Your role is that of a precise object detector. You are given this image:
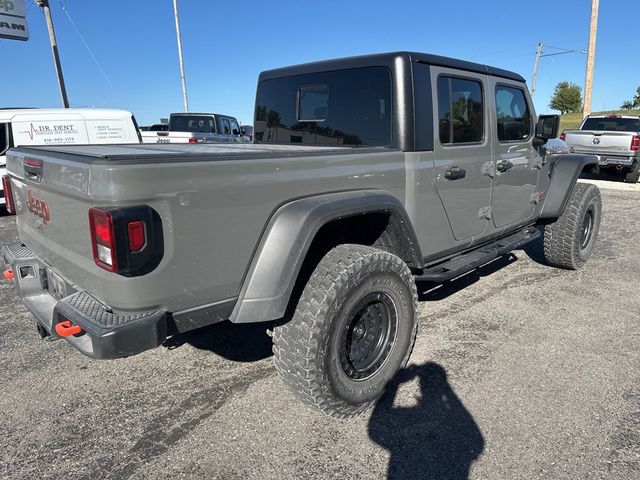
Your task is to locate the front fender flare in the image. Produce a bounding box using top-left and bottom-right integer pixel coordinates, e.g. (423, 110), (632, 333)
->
(230, 190), (422, 323)
(539, 154), (598, 220)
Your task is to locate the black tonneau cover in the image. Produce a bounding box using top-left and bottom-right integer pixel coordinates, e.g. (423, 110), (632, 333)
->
(8, 143), (392, 165)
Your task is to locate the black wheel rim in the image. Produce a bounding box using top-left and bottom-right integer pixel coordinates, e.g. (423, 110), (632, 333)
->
(339, 292), (398, 380)
(580, 205), (595, 250)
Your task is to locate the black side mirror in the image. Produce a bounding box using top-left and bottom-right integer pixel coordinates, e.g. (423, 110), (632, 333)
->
(232, 128), (240, 136)
(535, 115), (560, 140)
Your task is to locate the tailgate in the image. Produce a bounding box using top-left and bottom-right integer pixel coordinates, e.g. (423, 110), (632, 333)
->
(564, 130), (635, 156)
(6, 149), (101, 295)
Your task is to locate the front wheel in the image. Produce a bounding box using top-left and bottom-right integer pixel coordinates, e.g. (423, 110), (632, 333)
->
(272, 244), (418, 418)
(543, 182), (602, 270)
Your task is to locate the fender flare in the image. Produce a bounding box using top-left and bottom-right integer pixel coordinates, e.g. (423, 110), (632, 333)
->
(539, 154), (598, 220)
(230, 190), (422, 323)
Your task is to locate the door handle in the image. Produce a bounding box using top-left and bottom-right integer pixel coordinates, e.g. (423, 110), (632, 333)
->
(444, 166), (466, 180)
(496, 160), (514, 173)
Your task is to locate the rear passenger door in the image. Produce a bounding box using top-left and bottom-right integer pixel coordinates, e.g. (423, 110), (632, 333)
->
(431, 67), (493, 241)
(489, 79), (540, 227)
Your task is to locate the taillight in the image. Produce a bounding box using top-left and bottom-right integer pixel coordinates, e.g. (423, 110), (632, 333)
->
(88, 205), (163, 276)
(559, 131), (566, 141)
(631, 135), (640, 152)
(89, 208), (118, 271)
(188, 137), (197, 144)
(2, 175), (15, 215)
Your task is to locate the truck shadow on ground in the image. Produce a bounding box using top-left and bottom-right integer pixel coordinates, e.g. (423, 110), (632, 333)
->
(163, 320), (275, 362)
(369, 362), (484, 480)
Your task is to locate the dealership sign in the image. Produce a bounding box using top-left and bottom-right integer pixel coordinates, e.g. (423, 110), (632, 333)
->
(0, 0), (29, 41)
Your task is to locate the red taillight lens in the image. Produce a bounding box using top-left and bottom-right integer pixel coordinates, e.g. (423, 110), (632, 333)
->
(188, 137), (197, 144)
(559, 131), (566, 141)
(2, 175), (15, 215)
(89, 208), (117, 271)
(128, 220), (146, 252)
(631, 135), (640, 152)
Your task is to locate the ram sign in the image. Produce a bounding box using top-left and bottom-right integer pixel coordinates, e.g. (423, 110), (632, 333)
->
(0, 0), (29, 41)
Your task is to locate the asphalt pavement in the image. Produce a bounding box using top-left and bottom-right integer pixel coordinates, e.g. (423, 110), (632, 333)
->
(0, 177), (638, 480)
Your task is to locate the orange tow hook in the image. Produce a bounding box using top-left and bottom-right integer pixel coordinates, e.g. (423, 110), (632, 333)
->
(55, 320), (83, 337)
(3, 269), (14, 280)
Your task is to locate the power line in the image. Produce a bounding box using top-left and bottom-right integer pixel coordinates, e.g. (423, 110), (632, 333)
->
(56, 0), (117, 98)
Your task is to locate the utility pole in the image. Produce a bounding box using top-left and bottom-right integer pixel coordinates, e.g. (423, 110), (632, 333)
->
(172, 0), (189, 112)
(531, 42), (544, 97)
(583, 0), (599, 117)
(36, 0), (69, 108)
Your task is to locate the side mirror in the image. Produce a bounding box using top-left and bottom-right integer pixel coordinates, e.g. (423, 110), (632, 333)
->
(535, 115), (560, 140)
(232, 128), (240, 136)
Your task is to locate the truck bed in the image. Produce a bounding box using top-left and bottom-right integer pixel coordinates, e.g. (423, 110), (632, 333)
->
(4, 142), (408, 323)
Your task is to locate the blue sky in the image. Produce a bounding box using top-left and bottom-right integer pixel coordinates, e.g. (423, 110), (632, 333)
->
(1, 0), (638, 125)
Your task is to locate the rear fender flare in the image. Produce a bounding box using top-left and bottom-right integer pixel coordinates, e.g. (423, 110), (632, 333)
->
(539, 154), (598, 220)
(230, 190), (422, 323)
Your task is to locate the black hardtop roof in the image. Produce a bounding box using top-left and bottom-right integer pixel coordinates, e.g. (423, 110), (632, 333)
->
(258, 51), (525, 83)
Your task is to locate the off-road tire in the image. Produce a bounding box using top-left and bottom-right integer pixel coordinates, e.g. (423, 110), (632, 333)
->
(543, 182), (601, 270)
(624, 163), (640, 184)
(272, 244), (418, 418)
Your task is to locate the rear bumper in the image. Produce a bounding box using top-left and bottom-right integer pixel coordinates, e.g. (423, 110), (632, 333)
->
(573, 152), (637, 167)
(2, 241), (167, 359)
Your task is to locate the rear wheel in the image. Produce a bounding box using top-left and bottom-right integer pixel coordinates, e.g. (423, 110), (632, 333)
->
(624, 163), (639, 183)
(272, 244), (418, 418)
(543, 183), (601, 270)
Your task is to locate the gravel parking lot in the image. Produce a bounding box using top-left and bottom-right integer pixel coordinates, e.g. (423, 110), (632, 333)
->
(1, 178), (638, 480)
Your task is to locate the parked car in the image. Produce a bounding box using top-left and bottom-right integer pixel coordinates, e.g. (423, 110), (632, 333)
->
(561, 114), (640, 183)
(2, 52), (600, 417)
(0, 108), (141, 211)
(140, 113), (250, 144)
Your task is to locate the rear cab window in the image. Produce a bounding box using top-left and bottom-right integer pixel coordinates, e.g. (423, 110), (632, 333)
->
(170, 115), (216, 133)
(437, 76), (484, 145)
(581, 117), (640, 132)
(495, 85), (531, 142)
(254, 67), (392, 146)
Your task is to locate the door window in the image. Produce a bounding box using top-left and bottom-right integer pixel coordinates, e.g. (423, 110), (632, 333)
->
(437, 76), (484, 144)
(0, 123), (8, 155)
(495, 86), (531, 141)
(221, 118), (231, 135)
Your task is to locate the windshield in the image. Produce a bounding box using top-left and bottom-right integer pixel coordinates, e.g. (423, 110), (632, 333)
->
(581, 117), (640, 132)
(169, 115), (215, 133)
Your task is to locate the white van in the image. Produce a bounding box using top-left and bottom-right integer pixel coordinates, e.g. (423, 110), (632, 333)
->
(1, 108), (142, 209)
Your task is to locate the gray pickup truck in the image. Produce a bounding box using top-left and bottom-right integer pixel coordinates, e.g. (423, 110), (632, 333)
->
(2, 52), (601, 417)
(561, 114), (640, 183)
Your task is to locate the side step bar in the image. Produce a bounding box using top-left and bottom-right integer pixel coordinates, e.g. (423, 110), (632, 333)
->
(415, 226), (540, 283)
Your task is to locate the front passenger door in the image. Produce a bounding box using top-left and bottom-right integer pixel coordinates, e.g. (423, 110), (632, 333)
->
(490, 81), (540, 227)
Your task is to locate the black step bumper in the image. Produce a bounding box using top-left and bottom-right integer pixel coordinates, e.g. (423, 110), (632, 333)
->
(2, 241), (167, 359)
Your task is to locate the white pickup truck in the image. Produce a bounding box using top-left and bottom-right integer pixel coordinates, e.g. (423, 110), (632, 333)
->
(140, 113), (250, 144)
(561, 114), (640, 183)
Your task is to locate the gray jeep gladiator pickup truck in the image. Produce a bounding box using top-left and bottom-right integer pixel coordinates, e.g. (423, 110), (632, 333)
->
(2, 52), (601, 417)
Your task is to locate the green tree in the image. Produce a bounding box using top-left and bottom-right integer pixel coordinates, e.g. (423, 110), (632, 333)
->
(621, 100), (634, 110)
(549, 81), (582, 114)
(633, 87), (640, 108)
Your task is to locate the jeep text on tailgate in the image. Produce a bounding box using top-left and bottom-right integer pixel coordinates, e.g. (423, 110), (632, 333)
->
(2, 52), (602, 417)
